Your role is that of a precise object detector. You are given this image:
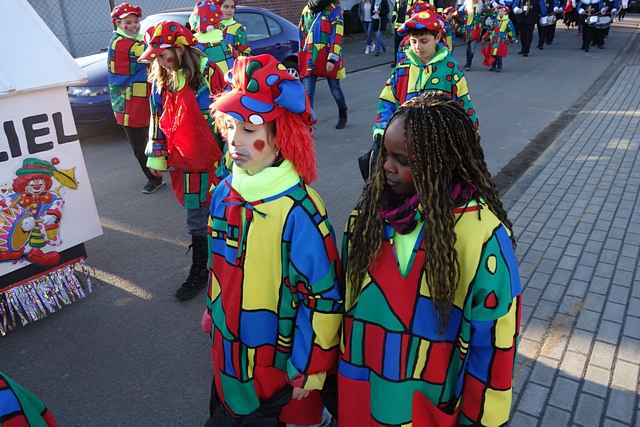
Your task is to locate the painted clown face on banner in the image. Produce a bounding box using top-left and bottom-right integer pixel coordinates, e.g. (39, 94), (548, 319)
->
(25, 178), (50, 196)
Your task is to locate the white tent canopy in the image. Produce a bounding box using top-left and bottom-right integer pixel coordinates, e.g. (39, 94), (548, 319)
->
(0, 0), (86, 98)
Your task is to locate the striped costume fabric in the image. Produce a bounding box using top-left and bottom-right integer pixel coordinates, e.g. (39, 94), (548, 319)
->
(206, 173), (342, 424)
(107, 29), (150, 128)
(339, 202), (522, 426)
(0, 372), (56, 427)
(373, 45), (478, 138)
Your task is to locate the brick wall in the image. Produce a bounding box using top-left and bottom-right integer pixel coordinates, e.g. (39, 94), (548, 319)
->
(240, 0), (308, 24)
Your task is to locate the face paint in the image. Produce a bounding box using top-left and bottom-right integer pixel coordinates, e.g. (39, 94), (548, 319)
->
(225, 115), (279, 175)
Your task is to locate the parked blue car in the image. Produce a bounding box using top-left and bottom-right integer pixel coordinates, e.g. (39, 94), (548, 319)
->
(69, 6), (300, 128)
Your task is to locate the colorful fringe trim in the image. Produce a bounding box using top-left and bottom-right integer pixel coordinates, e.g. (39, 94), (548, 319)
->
(0, 258), (92, 336)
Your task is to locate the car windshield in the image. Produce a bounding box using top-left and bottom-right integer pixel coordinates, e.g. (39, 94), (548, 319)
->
(140, 13), (189, 32)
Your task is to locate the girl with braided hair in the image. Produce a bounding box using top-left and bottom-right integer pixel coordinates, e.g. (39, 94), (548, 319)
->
(339, 94), (521, 426)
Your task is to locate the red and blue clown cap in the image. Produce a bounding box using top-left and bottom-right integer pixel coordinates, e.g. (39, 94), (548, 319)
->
(138, 21), (196, 63)
(111, 2), (142, 24)
(189, 0), (224, 34)
(213, 54), (315, 126)
(398, 10), (445, 36)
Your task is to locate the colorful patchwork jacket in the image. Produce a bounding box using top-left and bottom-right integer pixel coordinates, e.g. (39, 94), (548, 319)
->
(146, 57), (227, 208)
(0, 372), (57, 426)
(373, 45), (478, 139)
(299, 4), (346, 79)
(107, 28), (150, 128)
(221, 18), (251, 69)
(194, 22), (250, 77)
(206, 161), (343, 424)
(485, 14), (515, 57)
(339, 201), (522, 426)
(195, 30), (233, 76)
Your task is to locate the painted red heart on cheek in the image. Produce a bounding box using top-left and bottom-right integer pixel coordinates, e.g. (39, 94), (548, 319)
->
(253, 139), (266, 151)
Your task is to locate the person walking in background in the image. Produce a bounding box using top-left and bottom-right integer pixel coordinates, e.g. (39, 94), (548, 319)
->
(618, 0), (628, 20)
(362, 0), (375, 54)
(299, 0), (349, 129)
(140, 22), (226, 301)
(512, 0), (540, 56)
(372, 0), (390, 56)
(217, 0), (252, 68)
(108, 3), (163, 194)
(392, 0), (425, 65)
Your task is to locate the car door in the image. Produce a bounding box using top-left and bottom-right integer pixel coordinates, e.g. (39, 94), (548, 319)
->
(236, 11), (273, 56)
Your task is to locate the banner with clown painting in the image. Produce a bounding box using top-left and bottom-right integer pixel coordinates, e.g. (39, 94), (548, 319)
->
(0, 87), (102, 335)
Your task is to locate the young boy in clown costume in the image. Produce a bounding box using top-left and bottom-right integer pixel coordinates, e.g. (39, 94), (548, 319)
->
(189, 0), (231, 75)
(0, 158), (77, 267)
(482, 6), (515, 72)
(218, 0), (252, 66)
(372, 10), (478, 145)
(203, 54), (342, 426)
(140, 22), (226, 301)
(441, 6), (458, 52)
(108, 3), (161, 194)
(394, 1), (437, 65)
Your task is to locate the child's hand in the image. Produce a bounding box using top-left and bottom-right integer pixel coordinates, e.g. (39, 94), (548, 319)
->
(200, 309), (212, 334)
(292, 387), (310, 400)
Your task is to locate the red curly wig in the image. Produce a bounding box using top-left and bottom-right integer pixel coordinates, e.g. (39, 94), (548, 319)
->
(214, 109), (317, 184)
(12, 174), (53, 194)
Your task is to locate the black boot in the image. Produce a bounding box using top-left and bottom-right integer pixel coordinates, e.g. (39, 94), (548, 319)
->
(176, 235), (209, 301)
(336, 108), (348, 130)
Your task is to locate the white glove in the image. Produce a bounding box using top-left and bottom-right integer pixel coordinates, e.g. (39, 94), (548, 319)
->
(611, 7), (618, 13)
(21, 217), (36, 232)
(554, 6), (562, 12)
(578, 7), (586, 13)
(514, 6), (523, 13)
(42, 214), (58, 226)
(600, 6), (608, 13)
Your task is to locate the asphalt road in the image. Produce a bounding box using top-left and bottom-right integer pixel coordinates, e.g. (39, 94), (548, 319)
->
(0, 20), (637, 426)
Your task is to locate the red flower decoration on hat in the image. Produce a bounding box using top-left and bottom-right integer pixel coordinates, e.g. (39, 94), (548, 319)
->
(213, 54), (314, 126)
(189, 0), (224, 33)
(111, 2), (142, 24)
(138, 21), (197, 63)
(398, 10), (445, 36)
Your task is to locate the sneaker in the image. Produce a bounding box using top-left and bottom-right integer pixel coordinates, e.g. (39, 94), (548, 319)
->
(365, 45), (371, 54)
(142, 180), (165, 194)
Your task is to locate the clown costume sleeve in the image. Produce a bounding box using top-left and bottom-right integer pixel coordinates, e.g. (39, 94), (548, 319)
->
(0, 372), (57, 426)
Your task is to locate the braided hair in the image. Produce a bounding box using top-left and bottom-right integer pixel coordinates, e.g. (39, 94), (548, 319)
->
(347, 93), (514, 327)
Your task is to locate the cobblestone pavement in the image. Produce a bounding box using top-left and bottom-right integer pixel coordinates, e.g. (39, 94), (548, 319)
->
(503, 28), (640, 427)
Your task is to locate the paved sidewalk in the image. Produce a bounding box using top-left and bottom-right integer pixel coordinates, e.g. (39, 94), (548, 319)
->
(503, 33), (640, 426)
